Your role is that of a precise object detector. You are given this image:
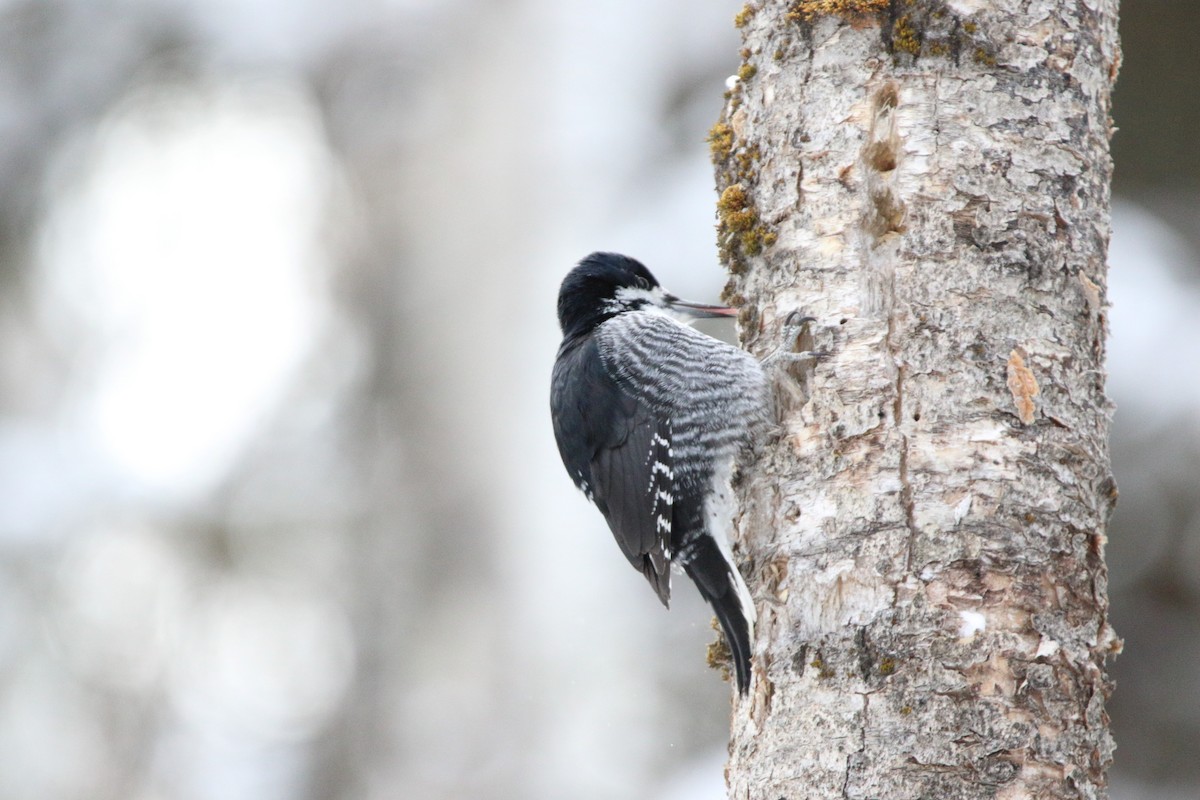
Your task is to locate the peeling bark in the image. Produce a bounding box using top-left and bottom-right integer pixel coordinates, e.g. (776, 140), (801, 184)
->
(718, 2), (1121, 798)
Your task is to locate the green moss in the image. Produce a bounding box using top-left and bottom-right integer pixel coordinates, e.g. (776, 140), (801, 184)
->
(706, 618), (733, 682)
(712, 85), (777, 272)
(734, 3), (755, 28)
(746, 226), (775, 255)
(716, 184), (754, 264)
(733, 143), (761, 182)
(718, 184), (749, 214)
(810, 658), (836, 680)
(740, 229), (763, 256)
(715, 184), (773, 265)
(787, 0), (887, 22)
(892, 14), (920, 55)
(780, 0), (990, 64)
(973, 46), (997, 66)
(706, 638), (731, 670)
(707, 121), (734, 163)
(740, 224), (777, 256)
(727, 209), (757, 232)
(737, 62), (757, 82)
(879, 657), (897, 675)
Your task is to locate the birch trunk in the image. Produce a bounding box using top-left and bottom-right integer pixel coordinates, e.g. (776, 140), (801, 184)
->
(716, 2), (1121, 798)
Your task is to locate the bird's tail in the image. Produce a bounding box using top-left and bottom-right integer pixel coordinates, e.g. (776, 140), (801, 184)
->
(681, 535), (755, 694)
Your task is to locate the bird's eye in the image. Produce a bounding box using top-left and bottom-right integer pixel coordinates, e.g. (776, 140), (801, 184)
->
(636, 277), (650, 290)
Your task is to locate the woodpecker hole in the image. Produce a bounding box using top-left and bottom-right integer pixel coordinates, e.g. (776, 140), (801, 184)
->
(864, 140), (898, 172)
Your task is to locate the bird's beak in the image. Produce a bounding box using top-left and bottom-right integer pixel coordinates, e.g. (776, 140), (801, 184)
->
(665, 294), (738, 319)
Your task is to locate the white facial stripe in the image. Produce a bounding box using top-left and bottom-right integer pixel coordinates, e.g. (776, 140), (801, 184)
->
(617, 285), (664, 304)
(603, 285), (666, 314)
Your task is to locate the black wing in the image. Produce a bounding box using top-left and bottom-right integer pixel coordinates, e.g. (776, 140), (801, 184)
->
(551, 335), (673, 604)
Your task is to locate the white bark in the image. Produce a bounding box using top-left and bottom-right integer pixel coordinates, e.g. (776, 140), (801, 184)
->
(717, 2), (1121, 798)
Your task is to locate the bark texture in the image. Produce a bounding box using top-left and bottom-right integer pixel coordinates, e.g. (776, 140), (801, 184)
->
(717, 2), (1121, 798)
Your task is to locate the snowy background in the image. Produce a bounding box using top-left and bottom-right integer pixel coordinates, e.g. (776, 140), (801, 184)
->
(0, 1), (1195, 798)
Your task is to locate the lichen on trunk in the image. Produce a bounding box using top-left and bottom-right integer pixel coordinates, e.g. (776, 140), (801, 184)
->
(717, 2), (1121, 798)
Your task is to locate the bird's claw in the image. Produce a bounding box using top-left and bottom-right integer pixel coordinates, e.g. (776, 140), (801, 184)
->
(761, 311), (824, 372)
(778, 312), (817, 350)
(784, 311), (816, 329)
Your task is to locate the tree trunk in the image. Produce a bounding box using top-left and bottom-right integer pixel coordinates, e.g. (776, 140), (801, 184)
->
(716, 2), (1121, 798)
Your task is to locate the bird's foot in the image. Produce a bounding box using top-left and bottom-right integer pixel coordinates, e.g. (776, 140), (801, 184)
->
(764, 311), (827, 370)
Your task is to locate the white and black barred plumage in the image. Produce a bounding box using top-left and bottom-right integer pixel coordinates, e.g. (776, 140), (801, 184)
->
(550, 252), (768, 693)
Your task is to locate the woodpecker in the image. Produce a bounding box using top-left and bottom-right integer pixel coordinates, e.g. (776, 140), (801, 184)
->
(550, 251), (770, 694)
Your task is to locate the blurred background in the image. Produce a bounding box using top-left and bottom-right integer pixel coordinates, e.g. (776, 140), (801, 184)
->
(0, 1), (1195, 798)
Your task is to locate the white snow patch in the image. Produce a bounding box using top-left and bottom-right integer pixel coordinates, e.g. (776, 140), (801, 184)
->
(957, 610), (986, 638)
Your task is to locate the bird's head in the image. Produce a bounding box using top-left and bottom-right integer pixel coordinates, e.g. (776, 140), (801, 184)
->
(557, 252), (735, 338)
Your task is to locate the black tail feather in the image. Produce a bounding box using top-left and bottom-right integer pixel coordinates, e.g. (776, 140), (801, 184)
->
(682, 536), (753, 694)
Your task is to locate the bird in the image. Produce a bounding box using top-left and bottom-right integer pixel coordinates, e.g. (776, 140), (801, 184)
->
(550, 251), (772, 694)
